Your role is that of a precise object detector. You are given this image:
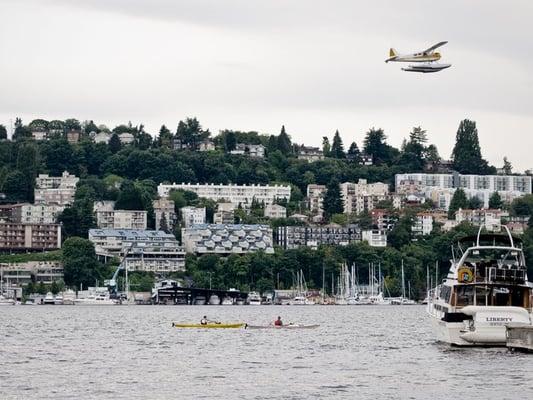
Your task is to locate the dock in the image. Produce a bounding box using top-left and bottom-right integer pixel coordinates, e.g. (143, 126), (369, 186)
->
(154, 285), (248, 305)
(506, 325), (533, 352)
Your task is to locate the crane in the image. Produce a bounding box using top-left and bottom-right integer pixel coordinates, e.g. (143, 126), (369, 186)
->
(105, 243), (135, 299)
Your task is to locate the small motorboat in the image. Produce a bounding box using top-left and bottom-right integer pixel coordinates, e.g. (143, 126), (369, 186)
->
(43, 292), (55, 305)
(172, 322), (246, 329)
(221, 296), (234, 305)
(245, 324), (320, 330)
(208, 294), (220, 305)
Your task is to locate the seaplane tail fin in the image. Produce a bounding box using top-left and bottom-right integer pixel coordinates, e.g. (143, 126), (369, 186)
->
(389, 48), (397, 57)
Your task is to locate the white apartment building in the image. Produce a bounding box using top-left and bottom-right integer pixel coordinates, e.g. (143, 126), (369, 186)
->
(395, 173), (532, 210)
(361, 229), (387, 247)
(307, 184), (326, 217)
(214, 202), (235, 224)
(455, 208), (505, 232)
(153, 198), (176, 230)
(264, 204), (287, 219)
(340, 180), (390, 215)
(182, 224), (274, 254)
(14, 203), (64, 224)
(34, 171), (79, 207)
(88, 229), (185, 272)
(94, 201), (147, 230)
(181, 206), (206, 227)
(412, 213), (434, 236)
(157, 183), (291, 209)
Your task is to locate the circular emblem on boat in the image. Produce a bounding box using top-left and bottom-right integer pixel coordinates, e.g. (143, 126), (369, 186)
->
(457, 267), (473, 283)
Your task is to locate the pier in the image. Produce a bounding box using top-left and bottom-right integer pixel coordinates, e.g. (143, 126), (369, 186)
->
(154, 284), (248, 305)
(506, 325), (533, 352)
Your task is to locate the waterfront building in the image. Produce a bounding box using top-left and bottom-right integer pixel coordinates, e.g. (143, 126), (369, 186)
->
(88, 228), (185, 272)
(340, 180), (390, 215)
(0, 261), (63, 285)
(264, 204), (287, 219)
(0, 223), (62, 251)
(297, 146), (324, 162)
(34, 171), (79, 207)
(181, 206), (206, 228)
(182, 224), (274, 254)
(395, 173), (532, 210)
(276, 224), (361, 250)
(153, 198), (177, 230)
(454, 208), (506, 232)
(361, 229), (387, 247)
(213, 203), (235, 224)
(94, 201), (147, 230)
(158, 183), (291, 209)
(307, 184), (326, 218)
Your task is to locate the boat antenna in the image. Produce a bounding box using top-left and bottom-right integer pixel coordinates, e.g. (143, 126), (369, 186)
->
(476, 226), (482, 247)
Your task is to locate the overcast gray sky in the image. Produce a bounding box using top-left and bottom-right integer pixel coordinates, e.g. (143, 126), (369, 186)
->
(1, 0), (532, 171)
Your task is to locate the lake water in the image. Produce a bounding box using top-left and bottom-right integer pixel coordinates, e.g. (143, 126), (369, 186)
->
(1, 305), (532, 399)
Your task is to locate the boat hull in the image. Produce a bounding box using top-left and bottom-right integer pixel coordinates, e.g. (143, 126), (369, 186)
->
(245, 324), (319, 330)
(172, 323), (245, 329)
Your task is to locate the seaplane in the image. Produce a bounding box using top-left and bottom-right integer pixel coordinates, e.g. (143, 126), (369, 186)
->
(385, 41), (451, 73)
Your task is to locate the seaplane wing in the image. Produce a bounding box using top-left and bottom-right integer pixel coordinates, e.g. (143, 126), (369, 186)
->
(421, 41), (448, 55)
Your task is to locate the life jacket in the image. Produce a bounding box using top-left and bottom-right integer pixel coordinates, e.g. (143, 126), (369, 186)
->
(274, 319), (282, 326)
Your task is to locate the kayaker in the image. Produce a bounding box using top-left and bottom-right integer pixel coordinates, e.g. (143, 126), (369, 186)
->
(200, 316), (209, 325)
(274, 316), (283, 326)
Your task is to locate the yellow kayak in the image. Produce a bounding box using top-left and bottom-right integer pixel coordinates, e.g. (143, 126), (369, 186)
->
(172, 322), (246, 329)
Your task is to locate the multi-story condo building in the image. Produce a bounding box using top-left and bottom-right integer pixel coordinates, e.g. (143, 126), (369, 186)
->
(182, 224), (274, 254)
(297, 146), (324, 162)
(181, 206), (206, 228)
(34, 171), (79, 207)
(454, 208), (506, 232)
(7, 203), (63, 224)
(340, 180), (390, 215)
(158, 183), (291, 209)
(94, 201), (147, 230)
(307, 184), (326, 217)
(370, 209), (398, 232)
(264, 204), (287, 219)
(276, 225), (361, 250)
(361, 229), (387, 247)
(395, 173), (532, 210)
(0, 223), (62, 251)
(412, 213), (434, 236)
(153, 199), (176, 230)
(213, 203), (235, 224)
(88, 229), (185, 272)
(0, 261), (63, 285)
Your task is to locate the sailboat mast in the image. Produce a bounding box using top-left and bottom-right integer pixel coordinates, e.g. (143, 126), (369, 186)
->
(401, 259), (406, 300)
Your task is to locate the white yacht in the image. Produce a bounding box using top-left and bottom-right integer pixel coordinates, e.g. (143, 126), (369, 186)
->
(54, 294), (64, 305)
(0, 294), (15, 306)
(208, 294), (220, 305)
(221, 296), (234, 305)
(248, 292), (262, 305)
(62, 289), (76, 305)
(428, 227), (532, 346)
(73, 291), (119, 305)
(43, 292), (55, 305)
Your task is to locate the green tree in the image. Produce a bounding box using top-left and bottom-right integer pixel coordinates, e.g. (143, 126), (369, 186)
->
(331, 130), (345, 159)
(502, 157), (512, 175)
(323, 179), (343, 218)
(451, 119), (491, 174)
(322, 136), (331, 157)
(115, 180), (144, 210)
(224, 130), (237, 152)
(62, 237), (107, 289)
(488, 192), (503, 209)
(347, 142), (360, 162)
(448, 188), (469, 218)
(109, 133), (122, 154)
(176, 118), (208, 150)
(158, 124), (173, 148)
(277, 125), (292, 156)
(363, 128), (393, 165)
(0, 124), (7, 140)
(510, 194), (533, 217)
(13, 118), (32, 140)
(468, 196), (483, 210)
(2, 170), (30, 201)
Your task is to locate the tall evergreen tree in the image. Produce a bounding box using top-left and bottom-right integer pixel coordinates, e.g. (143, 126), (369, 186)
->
(277, 125), (292, 155)
(224, 130), (237, 152)
(108, 133), (122, 154)
(502, 157), (513, 175)
(176, 117), (208, 150)
(0, 124), (7, 140)
(468, 196), (483, 210)
(448, 188), (469, 218)
(159, 213), (169, 233)
(488, 192), (503, 209)
(451, 119), (490, 174)
(158, 124), (173, 148)
(363, 128), (391, 165)
(347, 142), (361, 162)
(322, 136), (331, 157)
(331, 130), (345, 159)
(323, 179), (343, 218)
